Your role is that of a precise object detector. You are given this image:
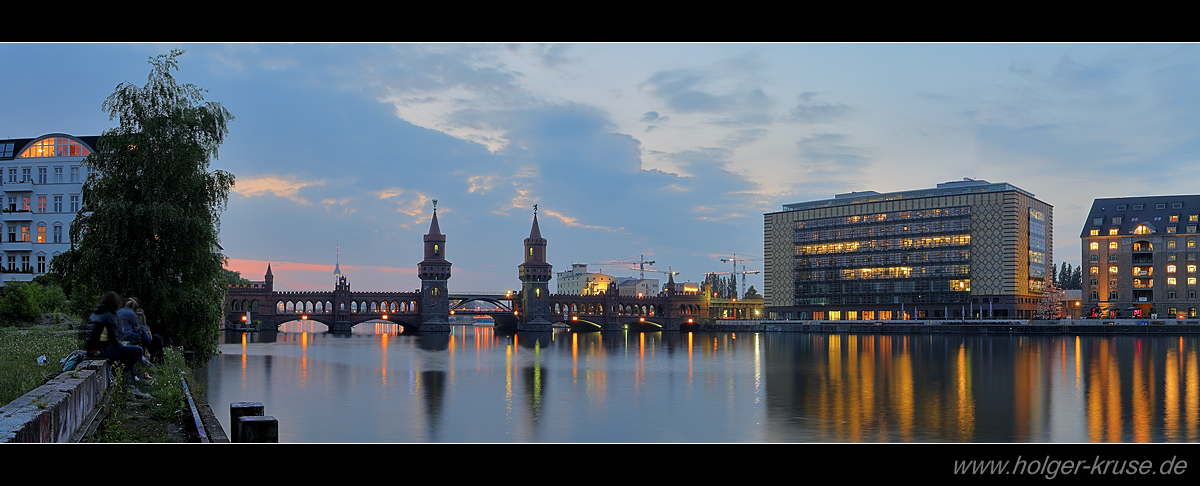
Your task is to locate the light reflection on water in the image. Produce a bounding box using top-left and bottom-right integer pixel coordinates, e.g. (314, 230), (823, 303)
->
(205, 327), (1200, 443)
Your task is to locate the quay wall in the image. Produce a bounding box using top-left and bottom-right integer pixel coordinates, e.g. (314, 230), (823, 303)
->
(700, 319), (1200, 334)
(0, 360), (108, 443)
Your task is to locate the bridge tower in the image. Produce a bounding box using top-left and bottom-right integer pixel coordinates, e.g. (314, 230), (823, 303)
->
(518, 206), (553, 331)
(418, 201), (452, 331)
(264, 263), (274, 292)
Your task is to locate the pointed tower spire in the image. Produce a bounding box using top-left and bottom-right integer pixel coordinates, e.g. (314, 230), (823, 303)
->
(518, 204), (552, 330)
(333, 238), (342, 283)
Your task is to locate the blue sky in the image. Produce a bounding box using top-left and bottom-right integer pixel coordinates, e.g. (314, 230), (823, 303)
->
(3, 43), (1199, 293)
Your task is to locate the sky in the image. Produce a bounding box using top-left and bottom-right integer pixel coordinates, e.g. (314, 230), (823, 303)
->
(3, 43), (1199, 294)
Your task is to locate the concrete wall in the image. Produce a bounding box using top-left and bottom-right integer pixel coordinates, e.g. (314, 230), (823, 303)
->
(0, 360), (108, 443)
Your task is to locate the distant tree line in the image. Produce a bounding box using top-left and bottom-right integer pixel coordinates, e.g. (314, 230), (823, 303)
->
(1052, 261), (1082, 290)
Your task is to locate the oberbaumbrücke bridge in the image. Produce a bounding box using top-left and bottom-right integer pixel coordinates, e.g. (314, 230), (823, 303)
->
(225, 206), (710, 333)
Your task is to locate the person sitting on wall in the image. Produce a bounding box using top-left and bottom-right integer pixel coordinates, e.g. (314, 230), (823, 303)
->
(85, 291), (145, 382)
(135, 307), (165, 363)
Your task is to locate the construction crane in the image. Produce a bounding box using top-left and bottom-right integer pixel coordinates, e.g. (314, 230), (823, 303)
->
(591, 255), (656, 279)
(718, 254), (763, 299)
(701, 271), (731, 298)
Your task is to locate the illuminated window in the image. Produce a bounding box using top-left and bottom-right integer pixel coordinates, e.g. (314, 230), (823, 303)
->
(1110, 241), (1118, 250)
(1171, 215), (1180, 222)
(1190, 226), (1198, 233)
(20, 225), (29, 242)
(1090, 242), (1099, 250)
(1170, 252), (1177, 261)
(1132, 225), (1152, 235)
(35, 224), (45, 243)
(1190, 277), (1197, 285)
(1192, 215), (1198, 222)
(1170, 240), (1177, 248)
(17, 136), (91, 158)
(1169, 277), (1178, 285)
(1169, 226), (1177, 233)
(1109, 266), (1118, 274)
(1090, 229), (1100, 236)
(1169, 265), (1178, 273)
(1110, 228), (1120, 235)
(21, 196), (29, 211)
(37, 196), (45, 213)
(1190, 265), (1196, 273)
(1091, 266), (1099, 274)
(1190, 240), (1196, 248)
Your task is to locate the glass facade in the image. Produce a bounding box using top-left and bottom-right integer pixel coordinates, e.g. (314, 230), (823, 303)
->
(765, 179), (1052, 320)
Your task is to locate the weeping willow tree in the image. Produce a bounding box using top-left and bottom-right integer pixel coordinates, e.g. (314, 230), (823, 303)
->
(53, 49), (234, 358)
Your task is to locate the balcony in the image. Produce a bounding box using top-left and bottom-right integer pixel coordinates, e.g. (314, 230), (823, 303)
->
(2, 240), (32, 252)
(1, 210), (32, 222)
(1, 180), (33, 193)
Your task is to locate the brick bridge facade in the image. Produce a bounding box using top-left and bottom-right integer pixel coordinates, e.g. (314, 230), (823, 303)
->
(225, 206), (713, 333)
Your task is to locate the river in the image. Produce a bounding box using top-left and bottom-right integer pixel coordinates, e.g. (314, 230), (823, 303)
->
(204, 323), (1200, 443)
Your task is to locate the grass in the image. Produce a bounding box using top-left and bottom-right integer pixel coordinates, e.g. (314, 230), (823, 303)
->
(91, 347), (192, 442)
(0, 324), (82, 405)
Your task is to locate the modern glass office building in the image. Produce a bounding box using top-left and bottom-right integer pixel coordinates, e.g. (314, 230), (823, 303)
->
(0, 134), (94, 286)
(764, 179), (1053, 320)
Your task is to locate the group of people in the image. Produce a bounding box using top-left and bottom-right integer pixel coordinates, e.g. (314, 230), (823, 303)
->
(83, 291), (164, 393)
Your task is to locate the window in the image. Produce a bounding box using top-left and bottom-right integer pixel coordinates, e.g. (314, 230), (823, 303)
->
(1109, 291), (1119, 300)
(1169, 277), (1178, 285)
(1110, 279), (1117, 287)
(1091, 291), (1100, 300)
(69, 167), (79, 183)
(52, 224), (61, 243)
(1191, 240), (1197, 248)
(1190, 265), (1196, 273)
(36, 255), (44, 274)
(1113, 217), (1123, 224)
(17, 137), (90, 158)
(1134, 204), (1144, 210)
(70, 195), (78, 212)
(1170, 264), (1178, 273)
(1110, 241), (1119, 250)
(20, 225), (29, 242)
(1110, 228), (1120, 235)
(1091, 279), (1098, 287)
(1170, 252), (1177, 261)
(36, 196), (45, 213)
(1091, 266), (1099, 274)
(1109, 253), (1118, 262)
(53, 167), (62, 183)
(1158, 204), (1167, 209)
(53, 195), (61, 212)
(1093, 218), (1103, 226)
(1191, 226), (1198, 233)
(20, 196), (29, 211)
(1174, 202), (1184, 209)
(1170, 292), (1177, 299)
(1090, 229), (1100, 236)
(6, 225), (13, 243)
(1170, 240), (1177, 248)
(21, 168), (30, 182)
(1091, 254), (1099, 262)
(1191, 215), (1199, 222)
(37, 167), (45, 184)
(20, 256), (29, 272)
(6, 197), (14, 212)
(6, 168), (14, 183)
(1117, 204), (1127, 211)
(1090, 242), (1099, 250)
(1191, 277), (1197, 285)
(35, 224), (45, 243)
(1169, 226), (1177, 233)
(1109, 266), (1119, 274)
(5, 255), (12, 272)
(1191, 252), (1197, 261)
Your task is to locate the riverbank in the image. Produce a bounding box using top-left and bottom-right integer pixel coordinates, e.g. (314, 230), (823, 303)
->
(700, 318), (1200, 334)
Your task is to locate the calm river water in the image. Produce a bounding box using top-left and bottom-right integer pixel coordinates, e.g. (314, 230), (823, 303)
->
(204, 323), (1200, 443)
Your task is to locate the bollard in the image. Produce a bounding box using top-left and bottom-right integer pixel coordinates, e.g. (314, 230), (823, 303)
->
(230, 402), (264, 443)
(238, 415), (278, 443)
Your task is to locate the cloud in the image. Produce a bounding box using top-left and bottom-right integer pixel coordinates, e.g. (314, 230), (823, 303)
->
(232, 175), (324, 204)
(542, 209), (622, 232)
(789, 92), (852, 124)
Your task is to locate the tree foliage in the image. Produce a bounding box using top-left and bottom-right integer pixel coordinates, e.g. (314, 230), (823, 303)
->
(53, 50), (234, 358)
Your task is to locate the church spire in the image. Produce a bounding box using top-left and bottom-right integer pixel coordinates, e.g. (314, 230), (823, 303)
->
(333, 238), (342, 282)
(529, 203), (542, 239)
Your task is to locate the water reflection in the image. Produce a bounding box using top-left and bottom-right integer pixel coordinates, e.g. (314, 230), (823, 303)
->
(208, 328), (1200, 442)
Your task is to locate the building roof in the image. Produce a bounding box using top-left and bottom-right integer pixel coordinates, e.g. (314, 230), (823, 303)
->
(1080, 195), (1200, 238)
(0, 134), (99, 161)
(775, 178), (1037, 212)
